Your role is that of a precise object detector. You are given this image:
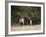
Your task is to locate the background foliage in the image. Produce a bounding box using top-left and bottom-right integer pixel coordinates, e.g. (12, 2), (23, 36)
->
(11, 6), (41, 25)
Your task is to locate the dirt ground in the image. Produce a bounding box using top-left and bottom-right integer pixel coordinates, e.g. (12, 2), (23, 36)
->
(11, 24), (41, 32)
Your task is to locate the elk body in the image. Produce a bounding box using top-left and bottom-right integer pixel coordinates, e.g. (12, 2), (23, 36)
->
(19, 18), (24, 25)
(19, 17), (32, 26)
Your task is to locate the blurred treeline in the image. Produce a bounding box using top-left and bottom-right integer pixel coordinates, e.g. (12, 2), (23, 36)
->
(11, 6), (41, 25)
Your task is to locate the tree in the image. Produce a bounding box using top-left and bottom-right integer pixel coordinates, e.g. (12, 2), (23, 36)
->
(11, 6), (41, 25)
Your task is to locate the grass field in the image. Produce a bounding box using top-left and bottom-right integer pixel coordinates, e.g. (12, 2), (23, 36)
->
(11, 24), (41, 32)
